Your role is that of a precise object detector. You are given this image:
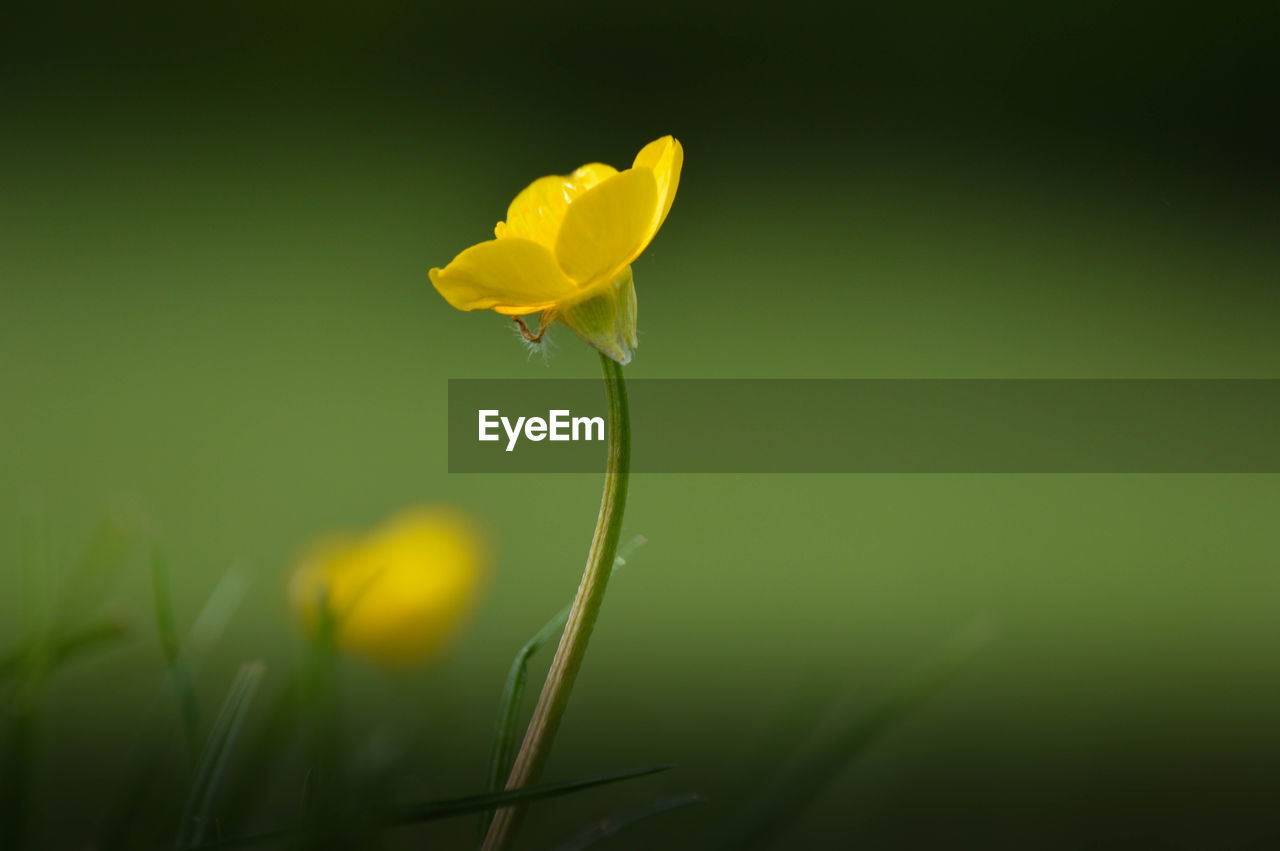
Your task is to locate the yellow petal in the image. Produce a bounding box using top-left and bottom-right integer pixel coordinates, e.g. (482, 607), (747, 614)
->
(500, 163), (618, 247)
(429, 237), (577, 315)
(632, 136), (683, 237)
(554, 167), (659, 286)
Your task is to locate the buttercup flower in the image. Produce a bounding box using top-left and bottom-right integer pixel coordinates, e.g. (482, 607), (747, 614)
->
(429, 136), (683, 364)
(289, 507), (487, 665)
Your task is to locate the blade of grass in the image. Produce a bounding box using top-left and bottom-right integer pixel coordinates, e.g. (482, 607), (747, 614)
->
(3, 513), (135, 688)
(15, 513), (56, 677)
(1, 619), (130, 684)
(483, 604), (569, 809)
(152, 547), (201, 757)
(54, 513), (134, 630)
(1, 515), (57, 851)
(1, 515), (135, 850)
(394, 762), (672, 824)
(175, 661), (266, 848)
(182, 567), (252, 662)
(296, 603), (348, 847)
(549, 792), (708, 851)
(193, 764), (676, 849)
(99, 566), (250, 851)
(715, 620), (995, 851)
(480, 536), (647, 841)
(609, 535), (647, 572)
(212, 675), (301, 838)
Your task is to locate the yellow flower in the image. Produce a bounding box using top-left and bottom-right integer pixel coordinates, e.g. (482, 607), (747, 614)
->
(289, 507), (487, 665)
(429, 136), (683, 364)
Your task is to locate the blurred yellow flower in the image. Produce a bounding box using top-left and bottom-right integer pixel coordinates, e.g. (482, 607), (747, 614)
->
(289, 507), (487, 665)
(429, 136), (683, 364)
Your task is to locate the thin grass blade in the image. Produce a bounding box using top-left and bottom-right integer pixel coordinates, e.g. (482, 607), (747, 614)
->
(193, 764), (675, 849)
(1, 618), (130, 685)
(549, 792), (708, 851)
(3, 514), (135, 692)
(175, 661), (266, 848)
(99, 566), (250, 851)
(182, 566), (252, 664)
(608, 534), (647, 574)
(483, 603), (569, 807)
(152, 547), (201, 756)
(716, 621), (994, 851)
(400, 762), (672, 824)
(1, 516), (57, 851)
(54, 513), (134, 630)
(480, 535), (647, 840)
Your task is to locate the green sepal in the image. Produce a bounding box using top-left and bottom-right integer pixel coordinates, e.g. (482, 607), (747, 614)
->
(558, 267), (638, 365)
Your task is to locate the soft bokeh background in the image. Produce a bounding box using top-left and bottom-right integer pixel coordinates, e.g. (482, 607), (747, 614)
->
(3, 1), (1279, 847)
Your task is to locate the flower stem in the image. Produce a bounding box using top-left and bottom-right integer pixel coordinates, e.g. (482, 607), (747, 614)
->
(480, 352), (631, 851)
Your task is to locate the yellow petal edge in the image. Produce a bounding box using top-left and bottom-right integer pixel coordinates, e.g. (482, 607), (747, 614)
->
(429, 237), (577, 315)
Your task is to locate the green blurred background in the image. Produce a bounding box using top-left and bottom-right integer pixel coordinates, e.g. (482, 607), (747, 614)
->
(2, 1), (1279, 847)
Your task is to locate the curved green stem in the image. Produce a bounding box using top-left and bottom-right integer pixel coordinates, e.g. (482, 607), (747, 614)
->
(481, 352), (631, 851)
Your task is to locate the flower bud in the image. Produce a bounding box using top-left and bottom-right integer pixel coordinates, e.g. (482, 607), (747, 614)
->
(289, 507), (487, 665)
